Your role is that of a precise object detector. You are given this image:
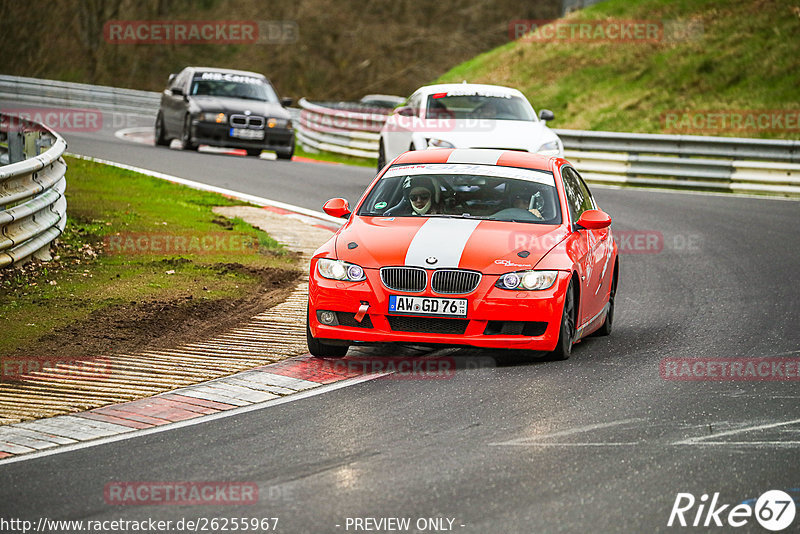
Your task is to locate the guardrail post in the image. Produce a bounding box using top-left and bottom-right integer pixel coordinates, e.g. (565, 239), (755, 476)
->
(8, 130), (24, 163)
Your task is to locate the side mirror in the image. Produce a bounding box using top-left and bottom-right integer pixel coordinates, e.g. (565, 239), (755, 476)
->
(395, 106), (415, 117)
(171, 87), (184, 97)
(281, 97), (293, 107)
(168, 73), (176, 85)
(539, 109), (554, 121)
(323, 198), (351, 219)
(576, 209), (611, 230)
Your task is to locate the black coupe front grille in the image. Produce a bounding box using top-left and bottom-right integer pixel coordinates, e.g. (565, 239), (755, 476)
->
(431, 269), (481, 294)
(380, 267), (427, 292)
(230, 114), (265, 128)
(387, 316), (469, 335)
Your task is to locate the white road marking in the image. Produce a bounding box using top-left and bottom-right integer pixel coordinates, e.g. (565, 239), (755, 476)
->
(490, 418), (643, 446)
(673, 417), (800, 445)
(0, 373), (388, 466)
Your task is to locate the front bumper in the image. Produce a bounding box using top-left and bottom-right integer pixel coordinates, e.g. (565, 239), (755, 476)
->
(308, 267), (571, 352)
(191, 120), (294, 152)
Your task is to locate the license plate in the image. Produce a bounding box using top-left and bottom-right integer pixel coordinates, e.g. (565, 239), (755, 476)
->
(229, 128), (265, 140)
(388, 295), (467, 317)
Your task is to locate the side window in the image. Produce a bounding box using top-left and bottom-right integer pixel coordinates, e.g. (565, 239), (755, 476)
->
(573, 169), (597, 210)
(561, 167), (582, 223)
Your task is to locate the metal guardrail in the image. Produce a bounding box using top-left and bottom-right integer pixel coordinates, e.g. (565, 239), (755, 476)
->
(0, 75), (160, 117)
(296, 99), (800, 196)
(0, 114), (68, 267)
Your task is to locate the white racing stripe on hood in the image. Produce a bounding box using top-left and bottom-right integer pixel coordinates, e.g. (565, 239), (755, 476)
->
(446, 149), (503, 165)
(405, 218), (482, 268)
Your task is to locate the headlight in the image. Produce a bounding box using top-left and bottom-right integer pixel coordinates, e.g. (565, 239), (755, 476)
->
(426, 138), (455, 149)
(536, 140), (561, 154)
(267, 118), (291, 129)
(317, 259), (367, 281)
(198, 112), (227, 124)
(496, 270), (558, 290)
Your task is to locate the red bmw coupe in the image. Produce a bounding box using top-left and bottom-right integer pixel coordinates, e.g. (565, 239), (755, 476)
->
(308, 149), (618, 360)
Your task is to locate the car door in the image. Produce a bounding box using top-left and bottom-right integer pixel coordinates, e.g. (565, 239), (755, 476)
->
(575, 170), (614, 314)
(560, 166), (597, 330)
(384, 91), (421, 159)
(162, 69), (190, 136)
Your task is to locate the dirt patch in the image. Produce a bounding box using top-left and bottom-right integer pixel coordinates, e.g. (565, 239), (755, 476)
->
(10, 264), (301, 359)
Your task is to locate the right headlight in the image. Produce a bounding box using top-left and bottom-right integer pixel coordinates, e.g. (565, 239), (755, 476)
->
(317, 258), (367, 281)
(495, 270), (558, 290)
(536, 140), (561, 154)
(426, 138), (455, 149)
(198, 112), (227, 124)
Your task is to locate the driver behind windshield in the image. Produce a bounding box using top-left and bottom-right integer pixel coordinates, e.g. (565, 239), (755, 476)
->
(406, 176), (442, 215)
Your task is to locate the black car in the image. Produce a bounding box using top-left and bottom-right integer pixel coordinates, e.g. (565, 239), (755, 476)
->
(155, 66), (295, 159)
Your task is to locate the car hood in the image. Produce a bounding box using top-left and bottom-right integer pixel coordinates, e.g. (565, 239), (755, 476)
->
(405, 119), (558, 152)
(335, 216), (569, 274)
(190, 96), (290, 118)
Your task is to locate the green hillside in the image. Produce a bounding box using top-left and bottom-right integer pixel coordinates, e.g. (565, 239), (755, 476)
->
(436, 0), (800, 138)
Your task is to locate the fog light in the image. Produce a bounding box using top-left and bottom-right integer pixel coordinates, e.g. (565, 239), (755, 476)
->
(318, 310), (337, 325)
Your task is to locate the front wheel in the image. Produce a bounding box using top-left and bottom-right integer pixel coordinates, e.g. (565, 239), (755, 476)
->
(548, 280), (576, 360)
(307, 314), (349, 358)
(181, 115), (198, 151)
(276, 145), (294, 160)
(246, 148), (263, 157)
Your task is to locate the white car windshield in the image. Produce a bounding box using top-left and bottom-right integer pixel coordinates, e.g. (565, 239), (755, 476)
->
(425, 93), (535, 121)
(357, 164), (561, 224)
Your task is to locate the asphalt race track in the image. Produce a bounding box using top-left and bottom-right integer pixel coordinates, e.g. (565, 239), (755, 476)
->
(1, 105), (799, 532)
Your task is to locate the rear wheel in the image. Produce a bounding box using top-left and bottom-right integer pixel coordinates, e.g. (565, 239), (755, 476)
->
(154, 112), (170, 146)
(307, 311), (349, 358)
(181, 115), (198, 151)
(548, 280), (576, 360)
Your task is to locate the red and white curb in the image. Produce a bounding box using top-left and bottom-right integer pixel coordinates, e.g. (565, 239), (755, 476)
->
(0, 355), (381, 462)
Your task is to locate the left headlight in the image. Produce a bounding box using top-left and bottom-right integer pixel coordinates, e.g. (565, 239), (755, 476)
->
(536, 140), (561, 154)
(426, 138), (455, 149)
(317, 258), (367, 281)
(198, 112), (227, 124)
(267, 118), (292, 129)
(496, 270), (558, 291)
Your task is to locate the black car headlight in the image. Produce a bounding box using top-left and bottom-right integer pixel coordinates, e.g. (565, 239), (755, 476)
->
(198, 112), (227, 124)
(496, 270), (558, 290)
(317, 259), (366, 281)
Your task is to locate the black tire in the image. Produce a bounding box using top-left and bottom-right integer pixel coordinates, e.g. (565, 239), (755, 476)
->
(593, 264), (618, 337)
(246, 148), (263, 157)
(181, 115), (198, 151)
(276, 144), (294, 160)
(154, 112), (170, 146)
(377, 141), (386, 172)
(307, 312), (349, 358)
(548, 280), (576, 360)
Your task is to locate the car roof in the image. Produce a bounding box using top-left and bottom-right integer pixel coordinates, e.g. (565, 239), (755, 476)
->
(413, 83), (525, 98)
(390, 149), (559, 172)
(187, 66), (266, 79)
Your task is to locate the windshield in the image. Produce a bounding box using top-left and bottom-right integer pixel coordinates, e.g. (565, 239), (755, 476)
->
(425, 93), (535, 121)
(357, 163), (561, 224)
(190, 74), (278, 102)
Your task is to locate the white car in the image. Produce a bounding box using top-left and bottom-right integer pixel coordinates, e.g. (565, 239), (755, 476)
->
(378, 83), (563, 171)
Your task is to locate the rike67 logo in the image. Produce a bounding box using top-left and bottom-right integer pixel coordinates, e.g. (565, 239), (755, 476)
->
(668, 490), (796, 531)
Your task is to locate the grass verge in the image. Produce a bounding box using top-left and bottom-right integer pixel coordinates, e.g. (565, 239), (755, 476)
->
(0, 155), (299, 357)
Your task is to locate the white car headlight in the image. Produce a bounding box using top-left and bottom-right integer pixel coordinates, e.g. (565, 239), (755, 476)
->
(426, 138), (455, 149)
(536, 140), (561, 154)
(496, 270), (558, 290)
(267, 118), (291, 129)
(198, 112), (227, 124)
(317, 259), (366, 281)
